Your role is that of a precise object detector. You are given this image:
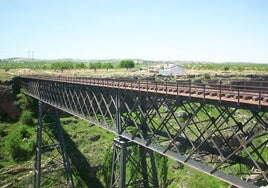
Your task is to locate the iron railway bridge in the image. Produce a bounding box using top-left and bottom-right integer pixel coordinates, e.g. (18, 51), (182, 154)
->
(20, 75), (268, 188)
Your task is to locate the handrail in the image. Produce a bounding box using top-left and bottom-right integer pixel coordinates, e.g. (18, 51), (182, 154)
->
(20, 75), (268, 108)
(21, 75), (268, 91)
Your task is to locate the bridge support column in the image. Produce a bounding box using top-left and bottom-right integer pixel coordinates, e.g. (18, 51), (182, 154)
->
(110, 138), (128, 188)
(110, 138), (159, 188)
(34, 101), (43, 188)
(34, 101), (74, 188)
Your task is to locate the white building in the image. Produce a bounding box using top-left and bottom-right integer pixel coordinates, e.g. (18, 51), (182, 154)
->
(148, 65), (161, 73)
(159, 64), (185, 76)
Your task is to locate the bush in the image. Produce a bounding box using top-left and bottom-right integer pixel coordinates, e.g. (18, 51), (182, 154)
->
(5, 133), (29, 162)
(223, 66), (230, 72)
(20, 110), (34, 125)
(203, 73), (211, 79)
(119, 60), (135, 69)
(19, 125), (31, 139)
(100, 146), (113, 187)
(14, 89), (35, 111)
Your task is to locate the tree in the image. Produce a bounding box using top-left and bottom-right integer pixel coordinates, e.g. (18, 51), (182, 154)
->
(119, 60), (135, 69)
(223, 66), (230, 72)
(89, 62), (102, 71)
(102, 62), (114, 70)
(75, 63), (87, 69)
(50, 62), (74, 72)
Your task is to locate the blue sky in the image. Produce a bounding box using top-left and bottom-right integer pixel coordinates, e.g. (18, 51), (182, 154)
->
(0, 0), (267, 63)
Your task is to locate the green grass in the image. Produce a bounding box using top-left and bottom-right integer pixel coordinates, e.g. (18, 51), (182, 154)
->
(62, 117), (115, 163)
(166, 162), (228, 188)
(0, 121), (36, 187)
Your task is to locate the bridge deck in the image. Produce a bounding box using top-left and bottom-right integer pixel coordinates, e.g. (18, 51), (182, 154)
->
(24, 75), (268, 110)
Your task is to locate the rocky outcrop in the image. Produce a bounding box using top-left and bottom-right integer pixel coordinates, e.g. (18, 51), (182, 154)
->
(0, 78), (20, 121)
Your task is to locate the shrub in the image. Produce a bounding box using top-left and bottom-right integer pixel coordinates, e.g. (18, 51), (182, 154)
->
(20, 110), (34, 125)
(119, 60), (135, 69)
(223, 66), (230, 72)
(19, 125), (31, 139)
(5, 133), (29, 162)
(26, 138), (36, 156)
(100, 146), (113, 187)
(14, 89), (35, 111)
(203, 73), (211, 79)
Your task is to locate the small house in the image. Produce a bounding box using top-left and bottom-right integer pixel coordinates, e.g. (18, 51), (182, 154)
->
(159, 64), (185, 76)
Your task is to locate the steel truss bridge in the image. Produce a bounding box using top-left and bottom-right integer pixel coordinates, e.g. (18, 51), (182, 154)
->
(20, 75), (268, 188)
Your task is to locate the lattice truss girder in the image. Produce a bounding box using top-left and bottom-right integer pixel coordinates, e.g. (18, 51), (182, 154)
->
(24, 80), (118, 131)
(120, 93), (268, 186)
(22, 79), (268, 187)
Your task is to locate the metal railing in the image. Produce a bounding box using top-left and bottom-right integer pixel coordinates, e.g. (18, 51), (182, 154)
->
(21, 75), (268, 107)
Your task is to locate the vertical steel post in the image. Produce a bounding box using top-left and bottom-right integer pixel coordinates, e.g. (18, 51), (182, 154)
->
(34, 101), (43, 188)
(148, 149), (159, 188)
(116, 89), (121, 133)
(117, 86), (127, 188)
(110, 139), (127, 188)
(139, 146), (149, 187)
(110, 144), (117, 188)
(111, 88), (127, 187)
(119, 141), (127, 188)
